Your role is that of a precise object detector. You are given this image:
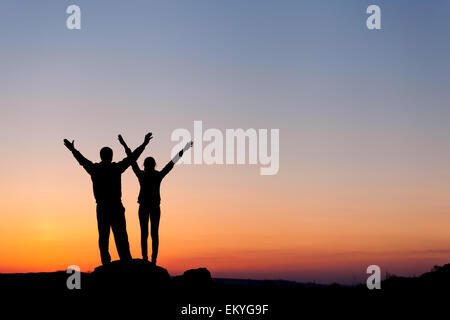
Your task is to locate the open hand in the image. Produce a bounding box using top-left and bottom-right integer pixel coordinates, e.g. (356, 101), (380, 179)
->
(179, 141), (193, 157)
(144, 132), (153, 143)
(184, 141), (193, 151)
(63, 139), (75, 151)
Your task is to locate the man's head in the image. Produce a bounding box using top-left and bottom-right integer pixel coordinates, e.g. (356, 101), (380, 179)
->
(144, 157), (156, 171)
(100, 147), (113, 163)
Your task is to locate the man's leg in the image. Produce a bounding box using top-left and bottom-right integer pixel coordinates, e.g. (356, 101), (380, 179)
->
(96, 204), (111, 265)
(138, 204), (150, 260)
(149, 205), (161, 264)
(111, 203), (132, 261)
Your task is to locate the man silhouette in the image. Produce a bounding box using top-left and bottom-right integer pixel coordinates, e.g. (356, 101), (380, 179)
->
(64, 133), (152, 265)
(118, 135), (192, 264)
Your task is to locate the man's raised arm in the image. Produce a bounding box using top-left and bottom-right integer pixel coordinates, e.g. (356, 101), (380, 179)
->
(117, 132), (152, 173)
(63, 139), (94, 174)
(118, 134), (143, 176)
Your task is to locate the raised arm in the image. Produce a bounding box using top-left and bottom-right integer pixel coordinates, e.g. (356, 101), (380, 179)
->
(161, 141), (193, 178)
(117, 132), (152, 173)
(63, 139), (94, 174)
(118, 134), (143, 177)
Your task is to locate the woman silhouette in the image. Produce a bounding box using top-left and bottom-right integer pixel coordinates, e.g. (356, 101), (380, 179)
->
(119, 135), (192, 264)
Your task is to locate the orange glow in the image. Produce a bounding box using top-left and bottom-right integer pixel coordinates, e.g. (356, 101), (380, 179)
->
(1, 160), (450, 284)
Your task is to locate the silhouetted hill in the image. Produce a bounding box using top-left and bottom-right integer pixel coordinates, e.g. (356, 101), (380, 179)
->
(378, 262), (450, 292)
(2, 260), (450, 317)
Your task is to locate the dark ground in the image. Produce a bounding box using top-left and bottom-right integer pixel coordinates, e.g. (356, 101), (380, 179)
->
(1, 259), (449, 318)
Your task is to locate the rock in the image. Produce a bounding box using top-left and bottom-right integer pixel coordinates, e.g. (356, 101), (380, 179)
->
(173, 267), (212, 288)
(91, 259), (170, 292)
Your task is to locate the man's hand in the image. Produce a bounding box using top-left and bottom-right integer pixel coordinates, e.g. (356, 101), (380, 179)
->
(64, 139), (75, 151)
(144, 132), (153, 144)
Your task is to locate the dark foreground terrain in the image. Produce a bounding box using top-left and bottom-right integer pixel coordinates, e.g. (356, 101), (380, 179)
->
(1, 259), (449, 318)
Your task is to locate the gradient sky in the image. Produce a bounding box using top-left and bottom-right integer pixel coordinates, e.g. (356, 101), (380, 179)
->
(0, 0), (449, 284)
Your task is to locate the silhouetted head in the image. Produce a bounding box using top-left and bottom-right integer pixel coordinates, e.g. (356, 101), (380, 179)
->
(100, 147), (113, 163)
(144, 157), (156, 171)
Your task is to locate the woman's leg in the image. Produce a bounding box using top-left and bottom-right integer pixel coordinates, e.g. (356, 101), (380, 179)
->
(138, 204), (150, 260)
(150, 205), (161, 264)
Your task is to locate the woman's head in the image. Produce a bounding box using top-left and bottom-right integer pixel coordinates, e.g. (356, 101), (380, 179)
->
(144, 157), (156, 171)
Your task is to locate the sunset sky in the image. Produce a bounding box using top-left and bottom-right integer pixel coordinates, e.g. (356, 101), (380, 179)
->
(1, 0), (449, 284)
